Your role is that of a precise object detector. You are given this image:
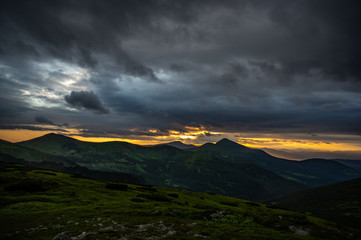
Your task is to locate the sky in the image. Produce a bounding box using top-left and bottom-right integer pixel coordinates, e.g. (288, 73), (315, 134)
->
(0, 0), (361, 160)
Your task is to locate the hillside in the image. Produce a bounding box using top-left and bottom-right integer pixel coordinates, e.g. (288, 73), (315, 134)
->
(1, 161), (360, 240)
(0, 140), (145, 185)
(271, 177), (361, 229)
(195, 138), (361, 187)
(0, 139), (75, 167)
(12, 134), (305, 201)
(332, 159), (361, 172)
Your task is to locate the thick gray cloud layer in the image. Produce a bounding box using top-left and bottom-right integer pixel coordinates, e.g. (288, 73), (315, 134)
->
(0, 0), (360, 141)
(65, 91), (109, 114)
(35, 116), (55, 125)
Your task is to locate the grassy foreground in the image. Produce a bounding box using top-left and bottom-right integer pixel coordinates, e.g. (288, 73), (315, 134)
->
(0, 161), (360, 240)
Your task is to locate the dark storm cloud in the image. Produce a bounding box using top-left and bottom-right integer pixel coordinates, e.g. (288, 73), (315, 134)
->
(0, 0), (361, 143)
(35, 116), (54, 125)
(170, 64), (187, 72)
(0, 0), (162, 81)
(0, 124), (69, 133)
(65, 91), (109, 114)
(268, 0), (361, 80)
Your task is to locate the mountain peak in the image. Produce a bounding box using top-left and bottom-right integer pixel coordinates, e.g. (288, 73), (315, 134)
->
(18, 133), (75, 145)
(216, 138), (247, 148)
(217, 138), (237, 144)
(166, 141), (196, 150)
(43, 133), (69, 139)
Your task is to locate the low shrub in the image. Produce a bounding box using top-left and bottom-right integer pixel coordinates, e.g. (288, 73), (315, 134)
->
(136, 193), (171, 202)
(246, 202), (260, 207)
(136, 186), (158, 192)
(220, 201), (238, 207)
(34, 171), (57, 176)
(105, 183), (128, 191)
(167, 193), (179, 198)
(4, 178), (57, 192)
(130, 198), (146, 203)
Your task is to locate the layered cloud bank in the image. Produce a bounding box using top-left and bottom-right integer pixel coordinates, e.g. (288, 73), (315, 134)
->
(0, 0), (360, 158)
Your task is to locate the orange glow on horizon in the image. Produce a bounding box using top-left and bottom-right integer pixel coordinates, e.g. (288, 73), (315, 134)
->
(1, 128), (361, 153)
(70, 135), (165, 145)
(0, 129), (56, 143)
(237, 137), (361, 152)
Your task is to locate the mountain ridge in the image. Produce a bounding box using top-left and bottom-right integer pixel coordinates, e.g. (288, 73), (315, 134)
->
(6, 134), (309, 201)
(3, 133), (360, 200)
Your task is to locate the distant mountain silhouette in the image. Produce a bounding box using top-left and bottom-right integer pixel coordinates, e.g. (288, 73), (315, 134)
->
(195, 138), (361, 187)
(164, 141), (196, 150)
(332, 159), (361, 172)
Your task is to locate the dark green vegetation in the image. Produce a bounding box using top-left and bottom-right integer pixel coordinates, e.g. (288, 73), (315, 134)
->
(11, 134), (306, 201)
(0, 140), (145, 185)
(271, 178), (361, 229)
(196, 138), (361, 187)
(1, 161), (360, 240)
(0, 139), (74, 167)
(0, 134), (358, 201)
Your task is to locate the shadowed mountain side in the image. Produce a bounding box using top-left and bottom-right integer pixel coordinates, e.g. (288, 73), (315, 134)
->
(15, 133), (305, 201)
(332, 159), (361, 172)
(271, 178), (361, 229)
(0, 143), (145, 185)
(0, 139), (75, 167)
(262, 148), (361, 161)
(195, 138), (361, 187)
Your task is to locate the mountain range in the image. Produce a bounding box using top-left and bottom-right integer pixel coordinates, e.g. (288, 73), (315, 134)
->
(1, 133), (360, 201)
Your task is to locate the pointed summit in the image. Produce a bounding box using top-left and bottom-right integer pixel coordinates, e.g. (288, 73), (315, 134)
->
(216, 138), (237, 145)
(18, 132), (76, 146)
(216, 138), (247, 148)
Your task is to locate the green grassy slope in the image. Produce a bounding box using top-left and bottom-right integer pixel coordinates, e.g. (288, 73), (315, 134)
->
(0, 139), (74, 167)
(15, 134), (305, 201)
(271, 178), (361, 229)
(1, 161), (360, 240)
(195, 139), (361, 187)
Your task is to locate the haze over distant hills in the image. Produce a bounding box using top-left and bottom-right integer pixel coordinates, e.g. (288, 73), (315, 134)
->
(262, 147), (361, 161)
(146, 141), (197, 150)
(1, 133), (360, 202)
(163, 141), (197, 150)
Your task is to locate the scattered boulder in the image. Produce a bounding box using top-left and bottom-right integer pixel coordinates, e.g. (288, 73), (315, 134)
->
(289, 225), (309, 235)
(71, 232), (96, 239)
(52, 231), (71, 240)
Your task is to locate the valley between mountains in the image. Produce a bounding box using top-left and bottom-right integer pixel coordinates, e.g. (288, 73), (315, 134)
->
(1, 133), (361, 239)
